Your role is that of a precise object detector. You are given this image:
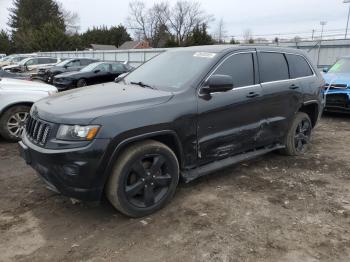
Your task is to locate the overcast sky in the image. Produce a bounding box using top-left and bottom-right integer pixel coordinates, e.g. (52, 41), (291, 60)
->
(1, 0), (350, 40)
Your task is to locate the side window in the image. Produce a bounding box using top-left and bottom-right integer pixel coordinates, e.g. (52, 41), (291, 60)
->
(111, 63), (125, 72)
(38, 58), (51, 64)
(214, 53), (255, 88)
(95, 63), (110, 72)
(67, 60), (80, 67)
(80, 59), (92, 66)
(286, 54), (313, 78)
(25, 58), (37, 66)
(259, 52), (289, 82)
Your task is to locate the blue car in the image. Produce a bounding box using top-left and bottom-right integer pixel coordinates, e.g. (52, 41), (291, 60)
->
(323, 57), (350, 113)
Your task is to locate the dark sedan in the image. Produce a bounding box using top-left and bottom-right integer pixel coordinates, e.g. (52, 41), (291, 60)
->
(36, 58), (99, 83)
(53, 62), (132, 91)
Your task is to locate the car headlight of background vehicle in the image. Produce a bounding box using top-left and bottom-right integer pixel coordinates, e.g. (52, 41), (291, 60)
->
(56, 125), (100, 141)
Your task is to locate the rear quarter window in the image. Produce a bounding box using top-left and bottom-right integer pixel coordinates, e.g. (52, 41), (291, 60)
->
(258, 52), (289, 82)
(286, 54), (314, 78)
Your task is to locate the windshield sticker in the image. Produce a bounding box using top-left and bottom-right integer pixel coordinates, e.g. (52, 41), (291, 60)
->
(193, 52), (217, 59)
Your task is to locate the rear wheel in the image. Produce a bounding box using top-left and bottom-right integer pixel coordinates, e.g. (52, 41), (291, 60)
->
(0, 105), (30, 142)
(106, 140), (179, 217)
(77, 79), (87, 88)
(280, 112), (312, 156)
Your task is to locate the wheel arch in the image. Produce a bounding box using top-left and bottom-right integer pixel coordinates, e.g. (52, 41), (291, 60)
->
(103, 130), (184, 185)
(298, 102), (319, 127)
(0, 102), (33, 117)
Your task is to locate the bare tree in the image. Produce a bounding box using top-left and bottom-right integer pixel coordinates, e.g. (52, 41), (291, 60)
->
(165, 1), (212, 45)
(127, 1), (169, 46)
(127, 0), (212, 46)
(243, 29), (253, 44)
(57, 2), (80, 34)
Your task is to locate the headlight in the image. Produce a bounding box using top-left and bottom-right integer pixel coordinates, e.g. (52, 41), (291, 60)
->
(47, 90), (57, 96)
(56, 125), (100, 141)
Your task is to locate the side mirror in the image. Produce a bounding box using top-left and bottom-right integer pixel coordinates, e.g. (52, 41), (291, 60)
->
(201, 74), (234, 94)
(114, 72), (128, 83)
(322, 67), (329, 73)
(94, 69), (101, 74)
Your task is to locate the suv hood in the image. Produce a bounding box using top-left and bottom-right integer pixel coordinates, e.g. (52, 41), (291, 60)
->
(0, 78), (57, 92)
(2, 64), (20, 70)
(34, 82), (174, 124)
(323, 73), (350, 87)
(55, 71), (84, 78)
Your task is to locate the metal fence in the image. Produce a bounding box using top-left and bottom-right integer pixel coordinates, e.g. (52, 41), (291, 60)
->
(38, 49), (167, 68)
(37, 39), (350, 68)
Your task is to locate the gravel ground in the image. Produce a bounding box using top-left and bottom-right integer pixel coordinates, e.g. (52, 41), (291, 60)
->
(0, 114), (349, 262)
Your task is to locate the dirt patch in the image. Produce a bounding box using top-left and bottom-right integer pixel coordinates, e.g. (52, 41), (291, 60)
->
(0, 114), (350, 262)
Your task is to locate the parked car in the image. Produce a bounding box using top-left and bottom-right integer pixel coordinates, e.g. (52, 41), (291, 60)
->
(322, 57), (350, 113)
(19, 46), (324, 217)
(53, 62), (132, 91)
(0, 78), (57, 141)
(0, 55), (31, 68)
(0, 69), (31, 80)
(44, 58), (99, 83)
(3, 57), (60, 73)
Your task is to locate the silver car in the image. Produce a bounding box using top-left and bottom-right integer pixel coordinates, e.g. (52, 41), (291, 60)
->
(0, 78), (57, 141)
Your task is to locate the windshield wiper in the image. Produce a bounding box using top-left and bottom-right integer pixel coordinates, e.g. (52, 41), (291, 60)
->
(130, 81), (157, 90)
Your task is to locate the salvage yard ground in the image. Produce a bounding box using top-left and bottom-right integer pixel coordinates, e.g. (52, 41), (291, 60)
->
(0, 114), (350, 262)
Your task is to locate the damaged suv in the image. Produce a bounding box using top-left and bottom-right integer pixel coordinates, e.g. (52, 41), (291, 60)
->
(19, 46), (324, 217)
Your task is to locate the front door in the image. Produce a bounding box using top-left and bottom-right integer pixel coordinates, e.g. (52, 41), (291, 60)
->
(197, 51), (264, 165)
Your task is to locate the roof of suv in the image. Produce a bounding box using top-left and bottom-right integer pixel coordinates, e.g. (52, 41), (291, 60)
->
(170, 45), (307, 56)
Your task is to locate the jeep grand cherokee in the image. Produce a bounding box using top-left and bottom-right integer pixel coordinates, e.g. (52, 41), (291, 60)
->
(19, 46), (324, 217)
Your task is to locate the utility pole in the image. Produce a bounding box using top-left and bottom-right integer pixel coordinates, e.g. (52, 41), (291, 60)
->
(312, 29), (315, 40)
(317, 21), (327, 67)
(344, 0), (350, 38)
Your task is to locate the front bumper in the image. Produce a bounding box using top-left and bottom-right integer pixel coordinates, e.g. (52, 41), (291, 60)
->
(53, 80), (74, 91)
(19, 135), (111, 201)
(324, 91), (350, 113)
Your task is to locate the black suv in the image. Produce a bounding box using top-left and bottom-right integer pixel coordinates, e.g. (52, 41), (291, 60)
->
(19, 46), (324, 217)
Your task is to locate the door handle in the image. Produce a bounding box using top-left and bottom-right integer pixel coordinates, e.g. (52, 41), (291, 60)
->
(289, 84), (300, 90)
(246, 92), (259, 98)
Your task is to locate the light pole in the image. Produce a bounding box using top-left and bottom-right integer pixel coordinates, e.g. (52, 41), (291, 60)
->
(320, 21), (327, 40)
(344, 0), (350, 38)
(318, 21), (327, 67)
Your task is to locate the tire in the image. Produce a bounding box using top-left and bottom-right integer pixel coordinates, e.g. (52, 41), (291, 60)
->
(106, 140), (180, 217)
(77, 79), (87, 88)
(279, 112), (312, 156)
(0, 105), (30, 142)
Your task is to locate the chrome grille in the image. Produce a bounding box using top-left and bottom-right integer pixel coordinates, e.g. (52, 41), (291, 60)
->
(25, 115), (51, 145)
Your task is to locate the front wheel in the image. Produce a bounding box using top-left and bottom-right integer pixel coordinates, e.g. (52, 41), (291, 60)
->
(0, 105), (30, 142)
(280, 112), (312, 156)
(106, 140), (180, 217)
(77, 79), (87, 88)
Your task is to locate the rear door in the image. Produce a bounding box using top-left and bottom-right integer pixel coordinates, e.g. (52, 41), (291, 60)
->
(257, 51), (304, 145)
(197, 51), (265, 164)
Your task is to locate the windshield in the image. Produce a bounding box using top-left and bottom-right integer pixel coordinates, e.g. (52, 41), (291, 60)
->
(328, 58), (350, 74)
(55, 59), (72, 67)
(80, 62), (101, 72)
(13, 56), (28, 63)
(124, 50), (217, 90)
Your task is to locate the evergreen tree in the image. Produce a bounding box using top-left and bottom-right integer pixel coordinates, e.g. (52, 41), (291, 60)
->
(9, 0), (65, 32)
(81, 25), (131, 48)
(186, 23), (214, 46)
(0, 30), (12, 54)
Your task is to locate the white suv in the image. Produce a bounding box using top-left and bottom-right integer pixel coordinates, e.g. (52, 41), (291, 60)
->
(0, 78), (57, 141)
(3, 57), (60, 73)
